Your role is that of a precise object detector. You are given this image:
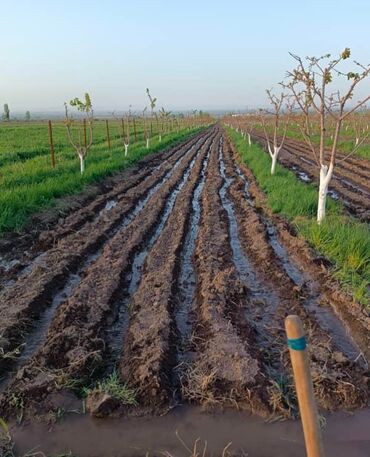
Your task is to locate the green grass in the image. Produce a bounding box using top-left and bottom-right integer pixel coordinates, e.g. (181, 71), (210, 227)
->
(227, 127), (370, 307)
(0, 119), (150, 166)
(82, 371), (137, 406)
(0, 125), (205, 234)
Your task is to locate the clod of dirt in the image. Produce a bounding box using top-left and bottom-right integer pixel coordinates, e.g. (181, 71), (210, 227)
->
(47, 391), (81, 412)
(86, 392), (120, 418)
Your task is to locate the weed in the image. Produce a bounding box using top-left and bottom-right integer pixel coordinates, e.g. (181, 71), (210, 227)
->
(9, 393), (24, 424)
(82, 370), (137, 406)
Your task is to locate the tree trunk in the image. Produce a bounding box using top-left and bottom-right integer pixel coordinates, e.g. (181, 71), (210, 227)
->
(271, 153), (278, 175)
(247, 133), (251, 146)
(79, 154), (85, 175)
(124, 143), (129, 156)
(146, 138), (149, 149)
(317, 163), (334, 224)
(159, 134), (162, 142)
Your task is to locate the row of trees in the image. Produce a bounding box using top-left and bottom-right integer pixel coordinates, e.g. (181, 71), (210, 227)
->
(63, 89), (212, 175)
(231, 48), (370, 224)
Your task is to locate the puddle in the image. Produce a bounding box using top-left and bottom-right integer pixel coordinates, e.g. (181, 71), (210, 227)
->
(218, 139), (280, 320)
(339, 178), (370, 197)
(10, 406), (370, 457)
(328, 190), (339, 200)
(299, 156), (315, 166)
(176, 145), (212, 360)
(98, 199), (118, 215)
(0, 257), (21, 273)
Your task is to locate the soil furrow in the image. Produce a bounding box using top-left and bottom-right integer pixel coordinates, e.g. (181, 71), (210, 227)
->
(254, 133), (370, 182)
(118, 133), (216, 411)
(0, 129), (218, 418)
(0, 130), (212, 379)
(181, 135), (270, 417)
(282, 137), (370, 187)
(279, 149), (370, 221)
(175, 140), (211, 364)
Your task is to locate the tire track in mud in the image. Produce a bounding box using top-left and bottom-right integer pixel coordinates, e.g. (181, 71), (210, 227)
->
(0, 129), (218, 415)
(0, 129), (213, 385)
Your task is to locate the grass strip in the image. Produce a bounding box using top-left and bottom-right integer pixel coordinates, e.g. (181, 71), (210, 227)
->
(0, 128), (204, 235)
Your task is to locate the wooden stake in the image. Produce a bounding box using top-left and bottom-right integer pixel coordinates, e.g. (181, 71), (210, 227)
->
(106, 119), (111, 149)
(133, 118), (137, 142)
(121, 118), (125, 138)
(48, 120), (56, 168)
(285, 315), (325, 457)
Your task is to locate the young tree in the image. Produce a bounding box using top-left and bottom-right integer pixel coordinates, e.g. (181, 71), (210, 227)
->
(239, 113), (260, 147)
(146, 88), (161, 141)
(64, 93), (93, 174)
(159, 107), (172, 140)
(123, 108), (131, 156)
(25, 111), (31, 121)
(259, 90), (291, 175)
(285, 48), (370, 223)
(2, 104), (10, 121)
(348, 108), (369, 147)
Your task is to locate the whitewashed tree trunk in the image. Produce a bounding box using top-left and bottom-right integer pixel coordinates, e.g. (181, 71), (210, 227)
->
(269, 145), (281, 175)
(79, 154), (85, 175)
(317, 162), (334, 224)
(247, 133), (251, 146)
(124, 143), (129, 156)
(159, 134), (162, 142)
(146, 138), (149, 149)
(271, 153), (278, 174)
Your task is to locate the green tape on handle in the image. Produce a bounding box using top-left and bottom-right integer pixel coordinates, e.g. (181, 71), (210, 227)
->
(287, 336), (307, 351)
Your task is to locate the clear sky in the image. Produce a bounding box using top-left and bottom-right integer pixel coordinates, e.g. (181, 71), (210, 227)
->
(1, 0), (369, 113)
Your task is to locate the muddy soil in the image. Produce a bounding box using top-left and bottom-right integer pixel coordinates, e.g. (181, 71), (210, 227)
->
(0, 126), (368, 447)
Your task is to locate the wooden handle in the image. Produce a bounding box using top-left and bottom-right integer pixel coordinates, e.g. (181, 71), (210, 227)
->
(285, 315), (325, 457)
